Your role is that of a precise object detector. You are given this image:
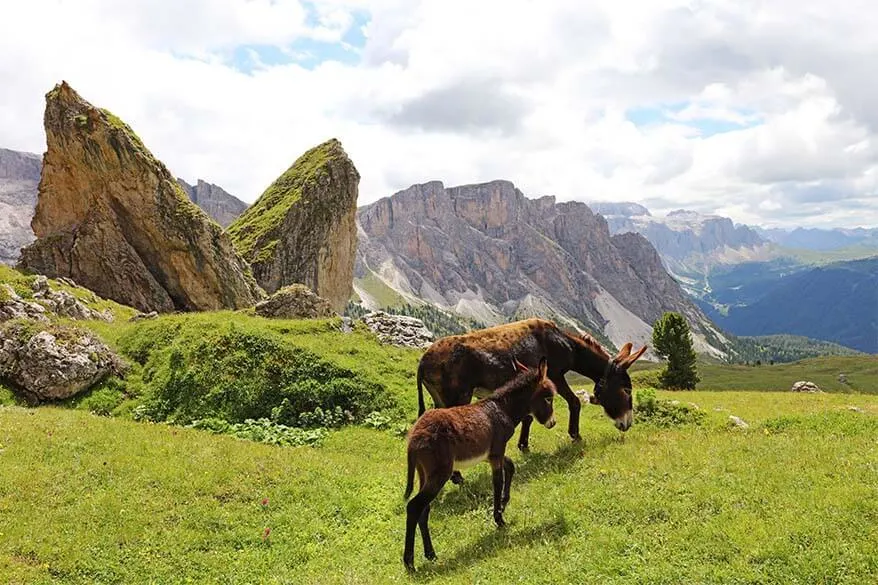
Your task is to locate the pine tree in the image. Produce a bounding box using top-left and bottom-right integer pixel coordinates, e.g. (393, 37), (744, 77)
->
(652, 312), (700, 390)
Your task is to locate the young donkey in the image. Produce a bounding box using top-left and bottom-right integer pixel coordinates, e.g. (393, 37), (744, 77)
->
(403, 358), (557, 570)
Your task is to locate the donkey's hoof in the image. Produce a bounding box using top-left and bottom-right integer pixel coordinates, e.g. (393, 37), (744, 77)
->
(517, 442), (530, 452)
(425, 550), (437, 561)
(403, 557), (415, 572)
(450, 471), (464, 485)
(570, 434), (582, 442)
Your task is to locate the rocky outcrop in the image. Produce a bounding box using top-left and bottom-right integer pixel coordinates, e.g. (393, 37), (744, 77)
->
(0, 321), (125, 403)
(356, 180), (731, 356)
(360, 311), (434, 349)
(17, 81), (262, 314)
(1, 276), (113, 323)
(177, 178), (248, 228)
(791, 381), (821, 393)
(0, 148), (41, 265)
(254, 284), (336, 319)
(228, 139), (359, 313)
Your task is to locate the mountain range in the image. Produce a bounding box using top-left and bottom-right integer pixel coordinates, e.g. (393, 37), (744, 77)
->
(354, 180), (730, 358)
(2, 144), (875, 355)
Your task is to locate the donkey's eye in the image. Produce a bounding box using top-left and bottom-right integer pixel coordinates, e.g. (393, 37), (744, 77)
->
(545, 396), (552, 403)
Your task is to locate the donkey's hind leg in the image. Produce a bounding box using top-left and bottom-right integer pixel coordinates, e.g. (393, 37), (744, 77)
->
(404, 466), (451, 570)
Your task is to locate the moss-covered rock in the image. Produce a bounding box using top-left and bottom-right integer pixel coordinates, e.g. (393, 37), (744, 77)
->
(228, 139), (359, 312)
(17, 81), (263, 313)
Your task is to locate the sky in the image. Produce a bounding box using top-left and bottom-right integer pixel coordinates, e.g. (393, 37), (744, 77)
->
(2, 0), (878, 229)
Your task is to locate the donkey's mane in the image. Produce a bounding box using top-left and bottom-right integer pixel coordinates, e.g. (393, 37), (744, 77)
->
(566, 330), (611, 360)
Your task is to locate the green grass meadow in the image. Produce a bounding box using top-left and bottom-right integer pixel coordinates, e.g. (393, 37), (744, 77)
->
(1, 274), (876, 584)
(1, 389), (876, 584)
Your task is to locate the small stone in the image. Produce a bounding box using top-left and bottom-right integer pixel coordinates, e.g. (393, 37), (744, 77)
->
(847, 406), (864, 413)
(728, 415), (749, 429)
(129, 311), (159, 322)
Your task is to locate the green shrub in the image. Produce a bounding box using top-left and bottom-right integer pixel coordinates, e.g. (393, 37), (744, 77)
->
(187, 417), (329, 447)
(634, 388), (705, 427)
(119, 319), (395, 428)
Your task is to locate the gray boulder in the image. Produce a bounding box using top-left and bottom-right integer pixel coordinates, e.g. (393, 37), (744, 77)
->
(360, 311), (434, 349)
(791, 381), (821, 393)
(254, 284), (336, 319)
(0, 322), (125, 402)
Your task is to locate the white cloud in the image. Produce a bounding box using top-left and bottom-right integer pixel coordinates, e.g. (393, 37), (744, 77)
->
(1, 0), (878, 229)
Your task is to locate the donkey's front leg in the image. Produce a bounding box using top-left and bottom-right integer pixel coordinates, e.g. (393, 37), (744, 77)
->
(489, 455), (507, 527)
(553, 375), (582, 441)
(501, 456), (515, 508)
(516, 415), (533, 451)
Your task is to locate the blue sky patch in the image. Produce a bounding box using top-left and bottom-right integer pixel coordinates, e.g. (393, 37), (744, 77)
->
(626, 103), (761, 137)
(229, 9), (369, 73)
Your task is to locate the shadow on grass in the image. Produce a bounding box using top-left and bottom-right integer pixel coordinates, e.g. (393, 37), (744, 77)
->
(409, 515), (570, 580)
(433, 433), (621, 516)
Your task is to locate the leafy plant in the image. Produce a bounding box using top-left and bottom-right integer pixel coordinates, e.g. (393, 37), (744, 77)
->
(634, 388), (705, 427)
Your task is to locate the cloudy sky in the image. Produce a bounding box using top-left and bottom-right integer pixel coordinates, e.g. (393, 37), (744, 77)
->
(3, 0), (878, 229)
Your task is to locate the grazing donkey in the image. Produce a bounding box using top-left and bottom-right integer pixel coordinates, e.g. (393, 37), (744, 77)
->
(417, 318), (647, 456)
(402, 358), (557, 571)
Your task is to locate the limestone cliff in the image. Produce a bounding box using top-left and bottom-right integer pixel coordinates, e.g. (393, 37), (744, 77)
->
(228, 139), (359, 312)
(177, 178), (248, 228)
(18, 81), (262, 313)
(356, 180), (731, 357)
(0, 148), (41, 265)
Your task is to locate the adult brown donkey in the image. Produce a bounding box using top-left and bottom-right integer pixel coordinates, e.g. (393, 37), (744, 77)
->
(403, 358), (558, 570)
(417, 318), (647, 460)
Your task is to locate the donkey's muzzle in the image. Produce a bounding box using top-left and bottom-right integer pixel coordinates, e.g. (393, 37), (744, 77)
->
(544, 416), (557, 429)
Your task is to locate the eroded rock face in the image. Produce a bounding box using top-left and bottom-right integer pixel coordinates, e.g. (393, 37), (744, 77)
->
(360, 311), (434, 349)
(17, 81), (262, 314)
(228, 139), (359, 313)
(254, 284), (336, 319)
(0, 322), (125, 402)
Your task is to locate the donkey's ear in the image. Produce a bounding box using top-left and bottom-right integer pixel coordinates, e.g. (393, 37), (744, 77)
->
(538, 357), (548, 379)
(613, 342), (633, 363)
(618, 345), (648, 370)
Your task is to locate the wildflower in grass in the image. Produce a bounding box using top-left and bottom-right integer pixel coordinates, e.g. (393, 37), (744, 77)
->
(262, 526), (271, 542)
(261, 497), (269, 508)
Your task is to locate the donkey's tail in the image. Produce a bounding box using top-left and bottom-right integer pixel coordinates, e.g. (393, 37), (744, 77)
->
(404, 450), (416, 500)
(416, 361), (427, 418)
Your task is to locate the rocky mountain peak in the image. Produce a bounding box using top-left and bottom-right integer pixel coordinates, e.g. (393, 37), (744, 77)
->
(0, 148), (42, 265)
(227, 138), (360, 312)
(17, 81), (262, 313)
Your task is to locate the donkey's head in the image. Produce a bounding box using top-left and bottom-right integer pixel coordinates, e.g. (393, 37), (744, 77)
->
(592, 342), (647, 432)
(514, 357), (558, 429)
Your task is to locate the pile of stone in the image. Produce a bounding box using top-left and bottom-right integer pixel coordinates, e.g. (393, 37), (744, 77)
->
(360, 311), (434, 349)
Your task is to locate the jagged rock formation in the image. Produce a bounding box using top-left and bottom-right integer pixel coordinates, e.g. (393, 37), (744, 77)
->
(356, 180), (730, 357)
(0, 148), (41, 265)
(17, 81), (262, 314)
(0, 321), (125, 403)
(177, 178), (248, 228)
(254, 284), (336, 319)
(228, 139), (359, 313)
(360, 311), (434, 349)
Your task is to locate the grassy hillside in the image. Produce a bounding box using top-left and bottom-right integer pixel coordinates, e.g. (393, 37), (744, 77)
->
(1, 391), (876, 584)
